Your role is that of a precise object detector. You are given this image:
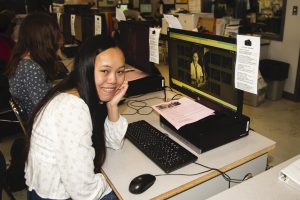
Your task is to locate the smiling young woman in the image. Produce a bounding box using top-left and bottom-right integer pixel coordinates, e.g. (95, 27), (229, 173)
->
(24, 35), (128, 200)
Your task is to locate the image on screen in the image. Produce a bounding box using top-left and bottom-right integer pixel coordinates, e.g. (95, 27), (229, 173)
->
(140, 3), (152, 13)
(119, 4), (128, 11)
(168, 28), (241, 113)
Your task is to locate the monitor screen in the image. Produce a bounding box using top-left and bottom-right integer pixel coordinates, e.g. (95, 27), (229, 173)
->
(118, 21), (159, 75)
(168, 28), (243, 114)
(119, 3), (129, 11)
(140, 3), (152, 13)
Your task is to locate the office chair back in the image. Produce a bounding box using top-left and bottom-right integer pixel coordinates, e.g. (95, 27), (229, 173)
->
(0, 150), (16, 200)
(0, 61), (10, 111)
(9, 98), (26, 136)
(0, 150), (5, 200)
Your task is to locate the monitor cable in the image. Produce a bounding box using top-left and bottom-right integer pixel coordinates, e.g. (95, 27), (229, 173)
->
(122, 95), (164, 116)
(194, 162), (249, 188)
(151, 161), (251, 189)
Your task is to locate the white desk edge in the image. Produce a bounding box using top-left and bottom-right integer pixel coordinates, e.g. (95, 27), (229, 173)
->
(207, 154), (300, 200)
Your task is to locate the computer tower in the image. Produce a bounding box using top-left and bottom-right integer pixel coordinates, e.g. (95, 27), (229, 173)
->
(127, 75), (165, 97)
(160, 113), (250, 154)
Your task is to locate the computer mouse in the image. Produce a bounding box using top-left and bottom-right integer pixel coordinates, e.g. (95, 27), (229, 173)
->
(129, 173), (156, 194)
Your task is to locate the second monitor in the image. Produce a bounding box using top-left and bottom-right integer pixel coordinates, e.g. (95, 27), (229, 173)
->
(117, 20), (164, 96)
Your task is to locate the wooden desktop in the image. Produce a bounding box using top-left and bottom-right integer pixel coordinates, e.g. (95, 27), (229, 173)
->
(101, 90), (276, 200)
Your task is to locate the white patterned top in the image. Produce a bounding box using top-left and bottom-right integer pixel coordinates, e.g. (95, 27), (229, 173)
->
(25, 92), (128, 200)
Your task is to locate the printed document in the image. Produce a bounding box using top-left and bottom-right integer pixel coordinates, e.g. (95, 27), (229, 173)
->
(152, 97), (214, 130)
(116, 8), (126, 21)
(235, 35), (260, 94)
(149, 27), (161, 64)
(163, 14), (182, 29)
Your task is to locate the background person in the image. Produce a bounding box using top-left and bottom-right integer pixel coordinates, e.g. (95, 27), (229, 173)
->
(0, 9), (16, 110)
(0, 9), (16, 66)
(5, 11), (63, 119)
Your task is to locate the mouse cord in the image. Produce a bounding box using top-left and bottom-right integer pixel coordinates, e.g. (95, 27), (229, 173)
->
(194, 162), (246, 188)
(154, 168), (213, 177)
(153, 162), (248, 188)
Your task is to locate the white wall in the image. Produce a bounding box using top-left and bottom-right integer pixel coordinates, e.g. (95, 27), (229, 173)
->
(266, 0), (300, 94)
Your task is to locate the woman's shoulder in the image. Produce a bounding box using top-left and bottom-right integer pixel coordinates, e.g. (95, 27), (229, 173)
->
(50, 93), (88, 112)
(18, 58), (38, 66)
(17, 59), (42, 72)
(53, 92), (85, 105)
(46, 93), (91, 123)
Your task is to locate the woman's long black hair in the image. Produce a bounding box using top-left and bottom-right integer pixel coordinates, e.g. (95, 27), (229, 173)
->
(26, 35), (119, 172)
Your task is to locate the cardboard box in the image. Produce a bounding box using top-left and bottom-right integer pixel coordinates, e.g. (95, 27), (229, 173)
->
(243, 87), (266, 107)
(198, 17), (215, 33)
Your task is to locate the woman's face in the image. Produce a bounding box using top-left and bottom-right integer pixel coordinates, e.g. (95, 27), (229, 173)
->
(193, 52), (199, 63)
(94, 47), (126, 102)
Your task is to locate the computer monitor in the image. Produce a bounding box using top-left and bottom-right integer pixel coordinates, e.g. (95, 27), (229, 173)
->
(117, 20), (160, 75)
(79, 13), (107, 41)
(139, 3), (152, 14)
(168, 28), (243, 115)
(118, 3), (129, 11)
(61, 13), (74, 44)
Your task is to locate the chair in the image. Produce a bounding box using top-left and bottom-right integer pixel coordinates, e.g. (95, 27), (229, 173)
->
(8, 98), (26, 136)
(0, 67), (21, 139)
(0, 150), (16, 200)
(1, 98), (27, 198)
(0, 61), (10, 111)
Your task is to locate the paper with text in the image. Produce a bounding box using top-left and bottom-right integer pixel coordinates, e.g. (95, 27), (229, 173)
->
(163, 14), (182, 29)
(94, 15), (102, 35)
(149, 27), (161, 64)
(70, 14), (76, 36)
(116, 8), (126, 21)
(152, 97), (215, 130)
(235, 35), (260, 94)
(56, 13), (62, 25)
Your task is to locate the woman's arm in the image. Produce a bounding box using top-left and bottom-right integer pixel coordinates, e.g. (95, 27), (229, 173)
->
(104, 116), (128, 149)
(26, 61), (52, 105)
(106, 80), (128, 122)
(105, 80), (129, 149)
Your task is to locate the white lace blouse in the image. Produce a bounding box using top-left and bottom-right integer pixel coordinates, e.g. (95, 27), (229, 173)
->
(25, 93), (128, 200)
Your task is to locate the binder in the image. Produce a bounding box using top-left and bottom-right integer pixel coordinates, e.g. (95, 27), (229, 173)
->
(279, 158), (300, 191)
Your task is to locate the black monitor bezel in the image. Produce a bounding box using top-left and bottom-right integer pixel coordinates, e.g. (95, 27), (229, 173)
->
(117, 20), (160, 75)
(167, 28), (244, 116)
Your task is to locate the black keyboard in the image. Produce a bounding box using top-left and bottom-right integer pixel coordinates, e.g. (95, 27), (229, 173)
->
(126, 120), (198, 173)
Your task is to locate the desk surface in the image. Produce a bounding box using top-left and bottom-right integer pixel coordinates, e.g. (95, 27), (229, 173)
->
(102, 90), (276, 200)
(207, 154), (300, 200)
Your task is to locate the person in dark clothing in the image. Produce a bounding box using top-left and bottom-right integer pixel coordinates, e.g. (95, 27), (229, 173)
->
(5, 11), (63, 118)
